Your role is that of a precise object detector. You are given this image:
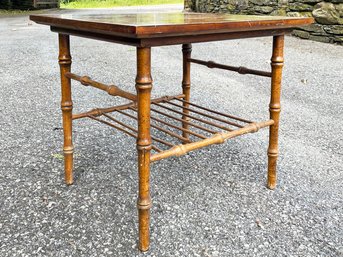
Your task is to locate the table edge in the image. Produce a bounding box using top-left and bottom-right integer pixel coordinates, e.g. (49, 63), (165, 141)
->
(30, 14), (314, 39)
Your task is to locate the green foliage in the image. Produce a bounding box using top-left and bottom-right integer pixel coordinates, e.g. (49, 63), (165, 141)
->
(60, 0), (183, 8)
(60, 0), (78, 4)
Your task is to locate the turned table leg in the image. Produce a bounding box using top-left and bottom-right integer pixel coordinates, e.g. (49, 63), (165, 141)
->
(267, 35), (284, 189)
(58, 34), (74, 185)
(136, 47), (153, 251)
(181, 44), (192, 141)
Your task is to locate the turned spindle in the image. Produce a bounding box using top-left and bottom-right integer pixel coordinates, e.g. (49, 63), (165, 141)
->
(267, 35), (284, 189)
(136, 47), (153, 252)
(58, 34), (74, 185)
(181, 44), (192, 140)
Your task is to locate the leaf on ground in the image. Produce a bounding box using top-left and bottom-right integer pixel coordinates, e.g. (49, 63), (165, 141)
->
(52, 153), (64, 160)
(301, 79), (308, 84)
(256, 218), (264, 229)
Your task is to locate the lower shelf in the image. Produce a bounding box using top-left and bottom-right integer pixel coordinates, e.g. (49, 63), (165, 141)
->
(73, 94), (273, 162)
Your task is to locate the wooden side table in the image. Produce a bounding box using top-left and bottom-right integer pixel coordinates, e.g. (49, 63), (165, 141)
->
(30, 12), (313, 252)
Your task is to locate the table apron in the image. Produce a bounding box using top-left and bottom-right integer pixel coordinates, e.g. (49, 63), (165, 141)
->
(51, 26), (293, 47)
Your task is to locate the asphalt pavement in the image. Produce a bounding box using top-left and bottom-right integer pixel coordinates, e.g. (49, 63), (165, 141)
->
(0, 5), (342, 257)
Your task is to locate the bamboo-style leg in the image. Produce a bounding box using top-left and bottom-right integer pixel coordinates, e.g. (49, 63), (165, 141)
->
(267, 35), (284, 189)
(136, 47), (153, 252)
(181, 44), (192, 140)
(58, 34), (74, 185)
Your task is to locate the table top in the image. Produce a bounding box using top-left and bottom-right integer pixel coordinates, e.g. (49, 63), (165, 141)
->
(30, 12), (313, 38)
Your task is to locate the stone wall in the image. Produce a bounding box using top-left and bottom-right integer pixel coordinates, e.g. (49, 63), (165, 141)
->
(0, 0), (59, 9)
(0, 0), (33, 9)
(187, 0), (343, 44)
(184, 0), (193, 10)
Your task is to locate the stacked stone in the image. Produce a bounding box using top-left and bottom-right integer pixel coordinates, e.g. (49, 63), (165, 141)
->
(0, 0), (33, 9)
(0, 0), (59, 9)
(184, 0), (194, 10)
(189, 0), (343, 44)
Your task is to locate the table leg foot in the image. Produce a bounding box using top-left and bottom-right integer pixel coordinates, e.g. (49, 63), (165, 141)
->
(267, 152), (278, 190)
(58, 34), (74, 185)
(64, 147), (74, 185)
(267, 35), (284, 190)
(138, 208), (150, 251)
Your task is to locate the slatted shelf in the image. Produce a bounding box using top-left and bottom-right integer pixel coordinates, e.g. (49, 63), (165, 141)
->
(73, 94), (273, 162)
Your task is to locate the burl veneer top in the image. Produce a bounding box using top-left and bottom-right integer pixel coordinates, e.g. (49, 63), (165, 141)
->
(30, 12), (313, 38)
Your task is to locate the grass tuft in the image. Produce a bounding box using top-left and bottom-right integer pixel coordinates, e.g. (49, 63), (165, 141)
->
(60, 0), (183, 9)
(0, 9), (30, 15)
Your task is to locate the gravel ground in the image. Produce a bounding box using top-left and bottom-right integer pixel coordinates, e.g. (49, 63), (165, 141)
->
(0, 5), (342, 257)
